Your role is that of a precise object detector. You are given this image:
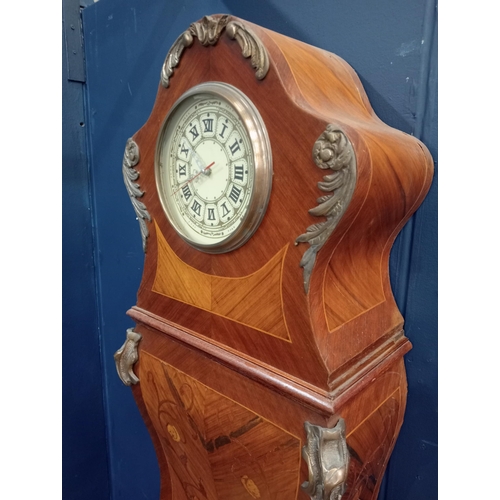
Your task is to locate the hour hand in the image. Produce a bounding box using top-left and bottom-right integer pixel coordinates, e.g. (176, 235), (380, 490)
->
(173, 161), (215, 195)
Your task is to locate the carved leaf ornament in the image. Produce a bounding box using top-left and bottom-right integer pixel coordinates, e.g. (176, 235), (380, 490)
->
(296, 126), (357, 293)
(161, 15), (269, 88)
(122, 138), (151, 252)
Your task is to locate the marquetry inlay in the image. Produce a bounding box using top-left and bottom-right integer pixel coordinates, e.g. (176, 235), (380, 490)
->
(139, 352), (301, 499)
(152, 221), (291, 341)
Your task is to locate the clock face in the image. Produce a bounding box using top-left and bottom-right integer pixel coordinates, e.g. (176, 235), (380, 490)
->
(155, 82), (272, 253)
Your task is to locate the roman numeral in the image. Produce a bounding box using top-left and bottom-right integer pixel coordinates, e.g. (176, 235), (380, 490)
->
(181, 185), (192, 201)
(180, 144), (189, 157)
(219, 123), (228, 139)
(207, 208), (216, 220)
(189, 125), (199, 141)
(234, 164), (244, 181)
(229, 139), (241, 156)
(221, 202), (230, 217)
(202, 118), (214, 133)
(228, 185), (242, 204)
(191, 199), (202, 217)
(178, 164), (187, 176)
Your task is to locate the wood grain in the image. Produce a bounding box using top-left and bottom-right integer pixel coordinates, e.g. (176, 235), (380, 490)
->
(152, 220), (291, 340)
(140, 351), (301, 500)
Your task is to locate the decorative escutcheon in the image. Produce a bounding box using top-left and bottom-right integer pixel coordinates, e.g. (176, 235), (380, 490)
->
(302, 419), (350, 500)
(114, 328), (142, 386)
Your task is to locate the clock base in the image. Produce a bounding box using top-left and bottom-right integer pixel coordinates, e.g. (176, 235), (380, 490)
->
(130, 323), (407, 500)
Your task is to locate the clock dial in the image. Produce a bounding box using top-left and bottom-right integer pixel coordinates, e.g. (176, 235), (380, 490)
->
(155, 82), (272, 253)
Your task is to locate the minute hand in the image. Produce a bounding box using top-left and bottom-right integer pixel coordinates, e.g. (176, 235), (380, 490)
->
(173, 161), (215, 195)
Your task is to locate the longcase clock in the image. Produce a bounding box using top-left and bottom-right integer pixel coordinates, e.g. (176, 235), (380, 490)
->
(115, 14), (434, 500)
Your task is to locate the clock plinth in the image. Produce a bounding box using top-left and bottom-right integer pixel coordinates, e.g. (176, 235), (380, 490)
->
(117, 14), (433, 500)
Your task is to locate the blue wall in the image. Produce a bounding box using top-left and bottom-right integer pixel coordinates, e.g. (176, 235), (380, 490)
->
(62, 0), (110, 498)
(63, 0), (437, 498)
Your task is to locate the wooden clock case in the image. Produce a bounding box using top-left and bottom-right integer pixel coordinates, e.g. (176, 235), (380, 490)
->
(116, 14), (433, 500)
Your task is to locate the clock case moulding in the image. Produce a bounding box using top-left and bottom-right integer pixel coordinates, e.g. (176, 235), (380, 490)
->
(117, 13), (433, 500)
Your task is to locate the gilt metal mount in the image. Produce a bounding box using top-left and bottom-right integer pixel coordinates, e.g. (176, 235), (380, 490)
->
(114, 328), (142, 386)
(302, 419), (350, 500)
(295, 126), (357, 293)
(161, 14), (269, 87)
(122, 138), (151, 253)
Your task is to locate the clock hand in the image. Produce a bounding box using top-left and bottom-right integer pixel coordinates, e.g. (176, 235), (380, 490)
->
(184, 142), (206, 171)
(191, 150), (206, 170)
(173, 161), (215, 195)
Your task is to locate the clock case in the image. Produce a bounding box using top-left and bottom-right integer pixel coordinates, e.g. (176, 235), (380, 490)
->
(118, 14), (433, 500)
